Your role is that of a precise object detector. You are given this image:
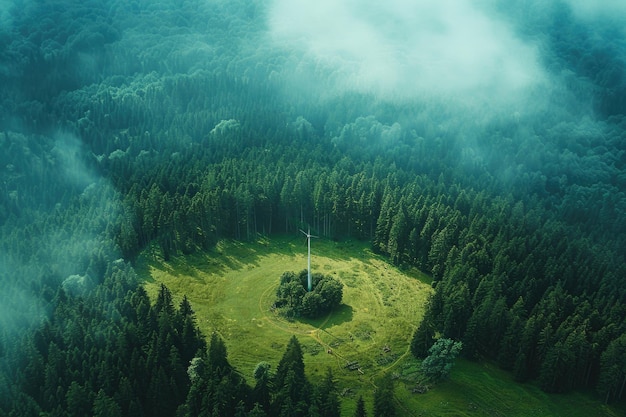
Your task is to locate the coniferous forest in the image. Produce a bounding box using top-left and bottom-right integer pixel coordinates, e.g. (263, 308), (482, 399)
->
(1, 0), (626, 415)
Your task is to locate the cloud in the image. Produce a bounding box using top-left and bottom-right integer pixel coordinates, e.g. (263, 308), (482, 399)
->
(0, 126), (122, 345)
(52, 132), (97, 190)
(210, 119), (241, 136)
(267, 0), (547, 105)
(62, 274), (96, 296)
(563, 0), (626, 20)
(0, 0), (13, 26)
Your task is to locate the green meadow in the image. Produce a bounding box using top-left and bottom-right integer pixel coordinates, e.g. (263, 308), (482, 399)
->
(137, 236), (625, 417)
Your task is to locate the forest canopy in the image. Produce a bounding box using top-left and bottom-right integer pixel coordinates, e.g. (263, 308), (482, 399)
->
(1, 0), (626, 414)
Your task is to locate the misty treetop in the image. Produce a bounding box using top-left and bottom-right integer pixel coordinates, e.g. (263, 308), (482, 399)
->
(1, 0), (626, 413)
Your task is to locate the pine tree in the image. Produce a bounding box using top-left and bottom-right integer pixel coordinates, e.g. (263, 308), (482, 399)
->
(387, 207), (408, 264)
(315, 368), (340, 417)
(597, 333), (626, 403)
(373, 375), (395, 417)
(208, 333), (231, 379)
(253, 362), (272, 413)
(411, 311), (435, 358)
(179, 295), (194, 317)
(354, 395), (367, 417)
(248, 403), (268, 417)
(373, 190), (395, 253)
(93, 389), (122, 417)
(272, 336), (310, 417)
(154, 283), (175, 317)
(497, 297), (526, 369)
(66, 381), (92, 417)
(421, 338), (463, 382)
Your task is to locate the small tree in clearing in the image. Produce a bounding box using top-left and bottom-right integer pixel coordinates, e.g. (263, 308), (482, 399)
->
(421, 338), (463, 382)
(274, 270), (343, 318)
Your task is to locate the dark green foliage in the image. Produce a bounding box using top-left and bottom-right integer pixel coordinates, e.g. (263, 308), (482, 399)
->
(411, 320), (436, 359)
(497, 297), (526, 370)
(373, 375), (396, 417)
(7, 265), (206, 417)
(181, 333), (251, 417)
(66, 382), (92, 417)
(421, 338), (463, 382)
(597, 333), (626, 403)
(272, 336), (311, 417)
(354, 395), (367, 417)
(1, 0), (626, 411)
(252, 362), (272, 413)
(93, 389), (121, 417)
(208, 333), (232, 378)
(248, 403), (268, 417)
(275, 271), (343, 319)
(313, 369), (340, 417)
(411, 299), (436, 359)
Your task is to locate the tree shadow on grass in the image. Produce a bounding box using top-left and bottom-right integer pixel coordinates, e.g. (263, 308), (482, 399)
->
(301, 303), (354, 329)
(137, 235), (296, 281)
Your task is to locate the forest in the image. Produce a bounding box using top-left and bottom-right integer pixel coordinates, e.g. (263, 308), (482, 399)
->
(1, 0), (626, 415)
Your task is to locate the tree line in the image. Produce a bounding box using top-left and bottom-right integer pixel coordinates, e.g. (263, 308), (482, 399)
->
(1, 0), (626, 411)
(84, 66), (626, 400)
(2, 261), (391, 416)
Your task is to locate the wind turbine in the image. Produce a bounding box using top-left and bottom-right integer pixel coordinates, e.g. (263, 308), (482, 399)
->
(300, 227), (318, 291)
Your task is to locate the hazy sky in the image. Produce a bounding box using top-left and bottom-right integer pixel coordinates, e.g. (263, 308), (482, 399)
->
(268, 0), (547, 105)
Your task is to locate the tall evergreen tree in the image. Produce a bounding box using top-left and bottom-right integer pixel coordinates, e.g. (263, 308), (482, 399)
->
(597, 333), (626, 403)
(373, 375), (395, 417)
(421, 338), (463, 382)
(208, 332), (232, 379)
(93, 389), (122, 417)
(272, 336), (311, 417)
(354, 395), (367, 417)
(252, 362), (272, 413)
(314, 368), (340, 417)
(411, 308), (436, 358)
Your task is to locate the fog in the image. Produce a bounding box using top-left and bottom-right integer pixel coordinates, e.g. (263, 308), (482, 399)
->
(0, 0), (12, 25)
(564, 0), (626, 19)
(268, 0), (547, 108)
(0, 0), (624, 411)
(0, 3), (622, 314)
(0, 130), (120, 337)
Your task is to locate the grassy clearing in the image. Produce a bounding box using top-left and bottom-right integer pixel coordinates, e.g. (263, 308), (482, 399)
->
(138, 236), (431, 383)
(136, 236), (626, 417)
(394, 359), (626, 417)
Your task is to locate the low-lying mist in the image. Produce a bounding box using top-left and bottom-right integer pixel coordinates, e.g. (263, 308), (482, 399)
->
(564, 0), (626, 19)
(0, 0), (625, 412)
(268, 0), (548, 110)
(0, 0), (623, 343)
(0, 130), (121, 339)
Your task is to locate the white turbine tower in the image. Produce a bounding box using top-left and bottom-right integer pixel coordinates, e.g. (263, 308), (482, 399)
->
(300, 227), (318, 291)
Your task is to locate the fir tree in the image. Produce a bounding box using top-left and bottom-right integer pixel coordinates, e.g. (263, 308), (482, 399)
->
(272, 336), (311, 417)
(354, 395), (367, 417)
(421, 338), (463, 382)
(373, 375), (395, 417)
(314, 368), (340, 417)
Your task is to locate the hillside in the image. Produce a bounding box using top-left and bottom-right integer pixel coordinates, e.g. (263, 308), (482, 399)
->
(1, 0), (626, 415)
(139, 238), (431, 381)
(139, 237), (626, 417)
